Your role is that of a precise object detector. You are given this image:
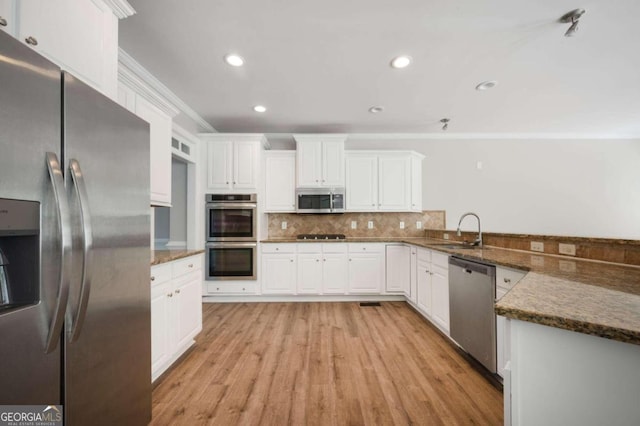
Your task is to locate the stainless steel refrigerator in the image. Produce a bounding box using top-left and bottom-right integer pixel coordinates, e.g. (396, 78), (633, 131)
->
(0, 31), (151, 424)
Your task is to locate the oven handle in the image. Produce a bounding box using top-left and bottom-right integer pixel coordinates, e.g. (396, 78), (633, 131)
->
(206, 203), (257, 209)
(206, 242), (258, 248)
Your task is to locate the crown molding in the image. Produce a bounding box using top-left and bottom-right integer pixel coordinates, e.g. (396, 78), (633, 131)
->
(199, 133), (271, 149)
(343, 132), (640, 140)
(101, 0), (136, 19)
(118, 48), (215, 131)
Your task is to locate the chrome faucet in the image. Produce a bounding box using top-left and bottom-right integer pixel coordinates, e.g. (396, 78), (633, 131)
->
(456, 212), (482, 248)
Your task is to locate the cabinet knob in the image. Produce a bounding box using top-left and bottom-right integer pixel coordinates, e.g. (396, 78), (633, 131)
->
(425, 269), (429, 273)
(0, 17), (7, 27)
(322, 180), (325, 182)
(275, 247), (279, 251)
(316, 259), (319, 262)
(504, 278), (512, 283)
(242, 288), (246, 291)
(25, 36), (38, 46)
(430, 272), (434, 276)
(349, 259), (352, 261)
(188, 264), (193, 268)
(233, 181), (236, 184)
(167, 293), (173, 298)
(290, 259), (294, 262)
(371, 204), (375, 206)
(323, 259), (326, 262)
(216, 287), (220, 291)
(150, 276), (155, 281)
(226, 181), (229, 184)
(175, 289), (181, 294)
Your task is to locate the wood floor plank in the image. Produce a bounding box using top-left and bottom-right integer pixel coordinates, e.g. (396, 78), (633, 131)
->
(151, 302), (503, 425)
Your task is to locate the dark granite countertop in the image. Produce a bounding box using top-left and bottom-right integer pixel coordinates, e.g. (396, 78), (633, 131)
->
(261, 237), (640, 345)
(151, 249), (204, 266)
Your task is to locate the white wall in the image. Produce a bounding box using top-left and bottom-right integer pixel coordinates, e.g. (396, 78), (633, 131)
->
(346, 138), (640, 239)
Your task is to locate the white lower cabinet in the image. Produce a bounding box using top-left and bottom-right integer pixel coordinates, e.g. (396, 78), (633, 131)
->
(408, 246), (418, 303)
(496, 266), (526, 378)
(296, 244), (349, 294)
(297, 253), (323, 294)
(261, 244), (297, 294)
(385, 244), (410, 293)
(322, 253), (349, 294)
(150, 254), (203, 382)
(348, 243), (385, 294)
(414, 248), (450, 334)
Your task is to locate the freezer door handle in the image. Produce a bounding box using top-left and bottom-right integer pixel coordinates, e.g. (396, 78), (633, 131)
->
(45, 152), (72, 353)
(68, 159), (93, 343)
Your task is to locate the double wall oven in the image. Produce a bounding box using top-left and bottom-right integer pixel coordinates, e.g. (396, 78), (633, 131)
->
(205, 194), (257, 280)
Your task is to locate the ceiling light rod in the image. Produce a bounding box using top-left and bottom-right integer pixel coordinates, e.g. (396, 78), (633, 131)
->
(560, 9), (585, 37)
(440, 118), (450, 131)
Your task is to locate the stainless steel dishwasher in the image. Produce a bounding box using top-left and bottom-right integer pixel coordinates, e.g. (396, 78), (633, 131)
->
(449, 256), (497, 373)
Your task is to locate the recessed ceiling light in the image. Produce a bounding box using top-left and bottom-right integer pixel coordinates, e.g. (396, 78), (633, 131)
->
(224, 54), (244, 67)
(253, 105), (266, 113)
(476, 80), (498, 91)
(369, 106), (384, 113)
(390, 56), (412, 69)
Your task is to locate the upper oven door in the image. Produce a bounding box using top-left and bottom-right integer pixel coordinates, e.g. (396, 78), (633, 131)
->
(206, 203), (257, 241)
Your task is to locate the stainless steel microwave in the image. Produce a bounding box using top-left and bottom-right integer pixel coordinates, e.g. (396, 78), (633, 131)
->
(296, 188), (345, 213)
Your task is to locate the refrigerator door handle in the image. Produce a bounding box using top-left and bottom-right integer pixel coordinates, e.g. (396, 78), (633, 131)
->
(45, 152), (72, 354)
(68, 159), (93, 343)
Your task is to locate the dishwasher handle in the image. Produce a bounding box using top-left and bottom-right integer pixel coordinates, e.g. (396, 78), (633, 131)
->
(449, 256), (496, 278)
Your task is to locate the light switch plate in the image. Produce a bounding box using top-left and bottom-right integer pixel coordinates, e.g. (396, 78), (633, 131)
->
(399, 221), (405, 229)
(443, 233), (449, 240)
(416, 221), (422, 229)
(281, 221), (287, 230)
(558, 243), (576, 256)
(351, 221), (357, 229)
(530, 241), (544, 252)
(368, 221), (374, 229)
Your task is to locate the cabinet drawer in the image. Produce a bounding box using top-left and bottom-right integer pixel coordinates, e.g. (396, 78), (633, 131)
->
(207, 282), (257, 294)
(172, 255), (202, 278)
(322, 243), (348, 254)
(347, 243), (384, 253)
(417, 248), (431, 263)
(296, 243), (323, 253)
(151, 263), (172, 286)
(496, 267), (526, 291)
(431, 251), (449, 269)
(262, 243), (296, 254)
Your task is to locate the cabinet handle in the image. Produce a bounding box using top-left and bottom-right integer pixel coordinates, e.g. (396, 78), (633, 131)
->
(150, 276), (155, 281)
(430, 272), (434, 276)
(425, 269), (430, 273)
(0, 17), (7, 27)
(188, 264), (193, 268)
(175, 289), (181, 294)
(167, 293), (173, 298)
(25, 36), (38, 46)
(504, 278), (511, 283)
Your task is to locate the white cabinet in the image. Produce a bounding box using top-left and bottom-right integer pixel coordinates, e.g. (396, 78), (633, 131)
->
(297, 243), (348, 295)
(16, 0), (119, 98)
(322, 252), (349, 294)
(408, 246), (418, 303)
(136, 95), (172, 206)
(496, 266), (526, 378)
(297, 253), (323, 294)
(346, 151), (422, 212)
(264, 151), (296, 212)
(294, 134), (346, 187)
(203, 135), (263, 192)
(385, 244), (410, 293)
(347, 243), (385, 294)
(150, 254), (203, 382)
(415, 248), (450, 334)
(261, 244), (296, 294)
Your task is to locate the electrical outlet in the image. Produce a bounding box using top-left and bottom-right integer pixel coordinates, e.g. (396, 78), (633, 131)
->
(367, 221), (374, 229)
(281, 221), (287, 230)
(530, 241), (544, 252)
(443, 233), (449, 240)
(558, 243), (576, 256)
(351, 221), (357, 229)
(399, 221), (405, 229)
(416, 221), (422, 229)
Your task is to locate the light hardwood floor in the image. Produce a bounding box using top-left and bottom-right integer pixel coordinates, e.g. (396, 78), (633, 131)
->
(151, 302), (503, 425)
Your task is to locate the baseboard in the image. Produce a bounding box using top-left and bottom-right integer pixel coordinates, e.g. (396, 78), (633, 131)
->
(202, 294), (406, 303)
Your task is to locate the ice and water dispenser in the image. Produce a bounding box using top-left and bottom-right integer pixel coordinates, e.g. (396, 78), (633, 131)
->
(0, 198), (40, 311)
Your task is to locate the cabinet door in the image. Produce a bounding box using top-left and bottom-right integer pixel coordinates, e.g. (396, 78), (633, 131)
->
(322, 253), (348, 294)
(297, 254), (322, 294)
(151, 281), (171, 380)
(233, 141), (258, 189)
(136, 96), (172, 206)
(265, 153), (296, 212)
(174, 272), (203, 350)
(417, 260), (432, 315)
(321, 140), (344, 187)
(385, 245), (410, 293)
(18, 0), (118, 96)
(261, 254), (296, 294)
(345, 155), (377, 211)
(0, 1), (14, 35)
(409, 247), (418, 303)
(410, 155), (422, 212)
(378, 155), (410, 211)
(296, 141), (322, 187)
(207, 142), (232, 190)
(348, 253), (383, 293)
(430, 265), (450, 333)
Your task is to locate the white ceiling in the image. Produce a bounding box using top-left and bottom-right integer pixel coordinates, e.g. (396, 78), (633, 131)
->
(119, 0), (640, 136)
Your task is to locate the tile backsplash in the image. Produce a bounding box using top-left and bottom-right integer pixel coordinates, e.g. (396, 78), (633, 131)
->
(268, 211), (445, 238)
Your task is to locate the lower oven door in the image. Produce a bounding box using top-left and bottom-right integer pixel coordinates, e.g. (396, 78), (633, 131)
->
(205, 242), (257, 280)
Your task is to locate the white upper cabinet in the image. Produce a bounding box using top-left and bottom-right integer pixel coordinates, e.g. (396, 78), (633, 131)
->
(294, 134), (346, 188)
(264, 151), (296, 212)
(346, 151), (422, 212)
(16, 0), (121, 98)
(202, 134), (264, 192)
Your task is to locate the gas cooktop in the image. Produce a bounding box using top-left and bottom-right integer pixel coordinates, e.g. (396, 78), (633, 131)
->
(296, 234), (346, 240)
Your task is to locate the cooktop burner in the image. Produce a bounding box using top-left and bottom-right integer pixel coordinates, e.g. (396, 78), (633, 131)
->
(296, 234), (346, 240)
